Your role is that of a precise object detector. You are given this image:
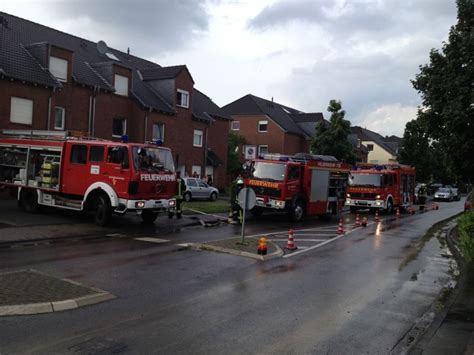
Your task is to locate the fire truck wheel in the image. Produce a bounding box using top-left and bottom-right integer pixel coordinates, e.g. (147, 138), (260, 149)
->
(20, 189), (39, 213)
(385, 199), (394, 214)
(141, 210), (158, 224)
(93, 194), (112, 226)
(184, 192), (192, 202)
(290, 200), (304, 222)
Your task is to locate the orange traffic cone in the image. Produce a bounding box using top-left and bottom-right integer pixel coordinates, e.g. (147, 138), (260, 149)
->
(361, 216), (368, 227)
(396, 207), (400, 218)
(257, 237), (268, 255)
(337, 218), (345, 234)
(286, 229), (297, 250)
(355, 214), (361, 227)
(375, 209), (379, 222)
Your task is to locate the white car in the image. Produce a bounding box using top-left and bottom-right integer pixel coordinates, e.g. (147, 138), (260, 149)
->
(434, 188), (454, 201)
(183, 177), (219, 202)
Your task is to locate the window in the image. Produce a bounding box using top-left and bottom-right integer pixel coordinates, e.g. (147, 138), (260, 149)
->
(288, 166), (300, 180)
(70, 145), (87, 165)
(89, 146), (104, 162)
(258, 120), (268, 132)
(231, 121), (240, 130)
(258, 145), (268, 155)
(10, 97), (33, 125)
(191, 165), (201, 178)
(187, 178), (198, 187)
(177, 89), (189, 108)
(152, 123), (165, 142)
(198, 180), (207, 187)
(112, 118), (127, 137)
(193, 129), (203, 147)
(107, 146), (129, 168)
(366, 144), (374, 151)
(54, 107), (65, 130)
(114, 74), (128, 96)
(49, 56), (68, 82)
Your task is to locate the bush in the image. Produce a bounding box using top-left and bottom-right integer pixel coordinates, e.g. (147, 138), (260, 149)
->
(458, 211), (474, 262)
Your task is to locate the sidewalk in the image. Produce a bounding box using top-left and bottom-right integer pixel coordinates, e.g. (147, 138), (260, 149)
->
(410, 224), (474, 354)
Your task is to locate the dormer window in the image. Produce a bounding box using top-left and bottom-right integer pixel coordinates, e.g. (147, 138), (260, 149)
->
(114, 74), (128, 96)
(49, 56), (68, 82)
(177, 89), (189, 108)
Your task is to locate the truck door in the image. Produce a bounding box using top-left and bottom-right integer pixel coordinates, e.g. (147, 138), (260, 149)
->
(62, 143), (89, 195)
(102, 145), (130, 198)
(286, 164), (301, 196)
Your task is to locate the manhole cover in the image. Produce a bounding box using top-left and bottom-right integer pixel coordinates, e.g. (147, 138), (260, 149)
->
(0, 270), (100, 306)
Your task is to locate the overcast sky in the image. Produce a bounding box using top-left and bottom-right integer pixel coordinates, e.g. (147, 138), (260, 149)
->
(2, 0), (458, 136)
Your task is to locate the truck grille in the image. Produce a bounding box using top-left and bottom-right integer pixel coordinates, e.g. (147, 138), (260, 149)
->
(350, 192), (377, 199)
(251, 186), (281, 198)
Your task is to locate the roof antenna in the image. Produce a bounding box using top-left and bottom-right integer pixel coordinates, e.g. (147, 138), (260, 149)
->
(127, 47), (130, 55)
(271, 97), (273, 102)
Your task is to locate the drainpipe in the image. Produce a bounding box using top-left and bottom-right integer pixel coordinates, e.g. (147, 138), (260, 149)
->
(144, 107), (152, 142)
(46, 87), (55, 130)
(91, 85), (98, 137)
(87, 95), (92, 135)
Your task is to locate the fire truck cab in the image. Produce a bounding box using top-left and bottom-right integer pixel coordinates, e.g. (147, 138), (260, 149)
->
(345, 164), (416, 213)
(245, 153), (350, 221)
(0, 130), (177, 225)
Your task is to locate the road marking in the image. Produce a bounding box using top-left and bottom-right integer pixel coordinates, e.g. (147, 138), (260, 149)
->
(186, 209), (228, 220)
(105, 233), (126, 238)
(283, 234), (347, 258)
(271, 238), (328, 242)
(134, 237), (170, 244)
(176, 243), (193, 247)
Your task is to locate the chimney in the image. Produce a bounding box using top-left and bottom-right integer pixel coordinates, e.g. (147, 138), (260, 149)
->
(127, 47), (130, 55)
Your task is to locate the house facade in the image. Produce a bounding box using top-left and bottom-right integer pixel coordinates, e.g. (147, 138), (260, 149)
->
(222, 94), (324, 158)
(351, 126), (400, 164)
(0, 12), (230, 189)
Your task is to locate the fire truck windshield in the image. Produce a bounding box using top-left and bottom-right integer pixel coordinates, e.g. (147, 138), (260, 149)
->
(252, 162), (285, 182)
(349, 173), (382, 187)
(132, 146), (175, 173)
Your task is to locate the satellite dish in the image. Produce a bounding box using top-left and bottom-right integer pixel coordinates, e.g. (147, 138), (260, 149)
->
(97, 40), (108, 55)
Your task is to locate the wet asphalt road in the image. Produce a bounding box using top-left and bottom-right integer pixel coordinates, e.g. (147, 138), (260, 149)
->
(0, 200), (464, 354)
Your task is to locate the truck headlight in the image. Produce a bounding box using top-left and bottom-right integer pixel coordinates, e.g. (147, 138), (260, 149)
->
(376, 195), (381, 199)
(169, 199), (176, 207)
(135, 201), (145, 209)
(275, 200), (284, 207)
(346, 193), (351, 198)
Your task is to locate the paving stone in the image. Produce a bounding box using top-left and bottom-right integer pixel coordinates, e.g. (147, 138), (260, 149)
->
(0, 270), (97, 306)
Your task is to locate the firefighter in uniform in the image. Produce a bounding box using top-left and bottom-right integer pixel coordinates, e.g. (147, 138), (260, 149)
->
(169, 171), (186, 219)
(228, 176), (245, 224)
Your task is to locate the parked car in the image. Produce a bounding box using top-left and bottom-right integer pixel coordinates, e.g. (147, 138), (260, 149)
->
(183, 177), (219, 202)
(434, 187), (454, 201)
(428, 183), (443, 195)
(465, 191), (472, 212)
(445, 185), (461, 201)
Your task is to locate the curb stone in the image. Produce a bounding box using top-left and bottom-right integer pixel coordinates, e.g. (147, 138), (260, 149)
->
(193, 242), (284, 261)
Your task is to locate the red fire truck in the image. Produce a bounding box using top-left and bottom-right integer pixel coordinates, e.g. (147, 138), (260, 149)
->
(245, 153), (351, 221)
(0, 130), (176, 225)
(345, 164), (416, 213)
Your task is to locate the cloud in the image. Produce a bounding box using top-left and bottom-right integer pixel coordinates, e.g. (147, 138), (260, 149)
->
(356, 104), (418, 137)
(51, 0), (212, 56)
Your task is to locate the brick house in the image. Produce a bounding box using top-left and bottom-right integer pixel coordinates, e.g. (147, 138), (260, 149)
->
(351, 126), (400, 164)
(222, 94), (325, 158)
(0, 12), (230, 189)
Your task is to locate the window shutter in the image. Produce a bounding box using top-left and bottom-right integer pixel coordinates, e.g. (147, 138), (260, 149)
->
(10, 97), (33, 125)
(114, 75), (129, 96)
(49, 56), (68, 81)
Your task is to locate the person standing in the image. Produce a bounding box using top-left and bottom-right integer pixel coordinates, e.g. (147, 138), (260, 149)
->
(169, 171), (186, 219)
(228, 176), (244, 224)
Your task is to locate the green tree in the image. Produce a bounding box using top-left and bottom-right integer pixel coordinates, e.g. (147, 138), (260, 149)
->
(311, 99), (355, 164)
(227, 132), (247, 176)
(411, 0), (473, 183)
(399, 118), (433, 182)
